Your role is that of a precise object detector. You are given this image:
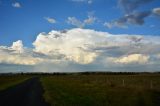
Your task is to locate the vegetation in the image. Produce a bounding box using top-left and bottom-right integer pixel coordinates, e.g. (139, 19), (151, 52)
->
(0, 75), (31, 91)
(41, 74), (160, 106)
(1, 73), (160, 106)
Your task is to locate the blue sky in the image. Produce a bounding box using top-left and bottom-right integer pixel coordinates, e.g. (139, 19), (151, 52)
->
(0, 0), (160, 47)
(0, 0), (160, 72)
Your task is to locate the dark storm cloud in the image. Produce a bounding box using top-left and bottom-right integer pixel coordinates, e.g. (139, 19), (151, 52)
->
(119, 0), (154, 13)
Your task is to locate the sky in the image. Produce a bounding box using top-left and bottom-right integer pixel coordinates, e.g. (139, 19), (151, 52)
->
(0, 0), (160, 73)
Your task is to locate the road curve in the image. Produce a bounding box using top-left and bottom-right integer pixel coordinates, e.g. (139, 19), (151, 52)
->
(0, 77), (49, 106)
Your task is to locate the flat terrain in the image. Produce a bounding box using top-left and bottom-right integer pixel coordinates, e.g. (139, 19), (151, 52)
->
(0, 77), (49, 106)
(0, 73), (160, 106)
(41, 74), (160, 106)
(0, 75), (30, 91)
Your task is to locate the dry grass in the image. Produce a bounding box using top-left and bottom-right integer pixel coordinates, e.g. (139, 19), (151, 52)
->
(0, 75), (31, 91)
(41, 74), (160, 106)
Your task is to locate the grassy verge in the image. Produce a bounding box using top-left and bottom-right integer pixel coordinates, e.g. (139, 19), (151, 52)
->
(0, 75), (31, 91)
(41, 74), (160, 106)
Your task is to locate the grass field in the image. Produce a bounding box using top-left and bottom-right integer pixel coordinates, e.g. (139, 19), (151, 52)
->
(0, 75), (31, 91)
(41, 74), (160, 106)
(0, 73), (160, 106)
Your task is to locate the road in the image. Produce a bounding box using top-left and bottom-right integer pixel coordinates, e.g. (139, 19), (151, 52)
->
(0, 77), (49, 106)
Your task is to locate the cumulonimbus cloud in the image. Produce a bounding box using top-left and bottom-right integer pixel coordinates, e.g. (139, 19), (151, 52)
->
(0, 28), (160, 72)
(33, 28), (105, 64)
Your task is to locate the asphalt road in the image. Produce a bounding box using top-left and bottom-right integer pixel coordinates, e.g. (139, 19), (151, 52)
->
(0, 77), (49, 106)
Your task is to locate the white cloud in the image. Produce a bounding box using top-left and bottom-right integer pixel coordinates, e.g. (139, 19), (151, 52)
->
(0, 54), (42, 65)
(84, 15), (96, 24)
(33, 28), (160, 65)
(44, 17), (56, 24)
(153, 7), (160, 16)
(87, 0), (93, 4)
(71, 0), (93, 4)
(11, 40), (24, 53)
(104, 20), (128, 29)
(12, 2), (21, 8)
(0, 40), (43, 65)
(108, 54), (149, 64)
(72, 0), (84, 1)
(67, 13), (96, 28)
(104, 22), (113, 29)
(67, 17), (84, 28)
(1, 28), (160, 72)
(33, 28), (107, 64)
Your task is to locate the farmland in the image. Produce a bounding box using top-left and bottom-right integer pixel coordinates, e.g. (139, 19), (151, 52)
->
(0, 75), (31, 91)
(0, 73), (160, 106)
(41, 73), (160, 106)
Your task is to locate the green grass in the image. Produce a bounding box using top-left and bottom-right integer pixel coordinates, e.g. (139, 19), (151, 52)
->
(41, 74), (160, 106)
(0, 75), (31, 91)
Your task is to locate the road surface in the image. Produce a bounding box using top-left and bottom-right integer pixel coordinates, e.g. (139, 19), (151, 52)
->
(0, 77), (49, 106)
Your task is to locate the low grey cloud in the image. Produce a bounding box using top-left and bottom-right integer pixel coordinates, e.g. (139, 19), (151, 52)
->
(119, 0), (154, 13)
(119, 11), (151, 25)
(153, 7), (160, 16)
(105, 11), (151, 28)
(105, 0), (159, 28)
